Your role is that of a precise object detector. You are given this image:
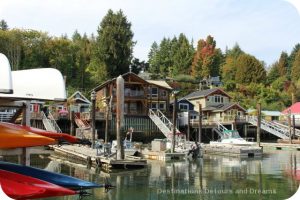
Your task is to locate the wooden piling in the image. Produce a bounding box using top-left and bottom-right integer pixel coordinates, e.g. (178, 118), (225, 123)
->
(116, 75), (125, 160)
(172, 93), (177, 153)
(256, 103), (261, 147)
(198, 103), (202, 143)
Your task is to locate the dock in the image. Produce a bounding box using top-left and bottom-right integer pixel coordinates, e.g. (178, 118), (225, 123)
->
(260, 142), (300, 151)
(142, 150), (187, 161)
(202, 144), (263, 158)
(52, 145), (147, 172)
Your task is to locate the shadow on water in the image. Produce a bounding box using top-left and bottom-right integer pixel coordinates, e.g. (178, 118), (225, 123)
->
(2, 149), (300, 200)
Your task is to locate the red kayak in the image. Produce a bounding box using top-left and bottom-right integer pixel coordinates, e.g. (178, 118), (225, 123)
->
(0, 169), (76, 199)
(1, 122), (80, 144)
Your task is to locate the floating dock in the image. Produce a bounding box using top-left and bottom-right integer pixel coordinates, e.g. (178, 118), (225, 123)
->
(142, 149), (187, 161)
(202, 144), (263, 158)
(260, 142), (300, 151)
(52, 145), (147, 172)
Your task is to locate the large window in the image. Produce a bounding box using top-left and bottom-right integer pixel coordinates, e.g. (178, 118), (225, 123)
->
(179, 103), (189, 111)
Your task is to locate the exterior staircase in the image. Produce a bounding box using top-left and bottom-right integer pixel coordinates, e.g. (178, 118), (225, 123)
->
(41, 111), (62, 133)
(212, 122), (229, 138)
(74, 114), (91, 129)
(247, 116), (300, 139)
(148, 109), (180, 140)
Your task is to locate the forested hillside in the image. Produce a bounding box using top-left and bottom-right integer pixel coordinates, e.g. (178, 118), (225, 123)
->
(1, 9), (300, 111)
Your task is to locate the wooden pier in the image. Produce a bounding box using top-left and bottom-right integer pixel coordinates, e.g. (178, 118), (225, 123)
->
(202, 144), (263, 158)
(52, 145), (147, 172)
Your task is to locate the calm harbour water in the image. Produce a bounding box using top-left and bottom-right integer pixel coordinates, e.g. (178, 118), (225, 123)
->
(5, 149), (300, 200)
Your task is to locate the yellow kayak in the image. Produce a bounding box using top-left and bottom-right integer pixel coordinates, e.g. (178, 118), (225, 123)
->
(0, 123), (56, 149)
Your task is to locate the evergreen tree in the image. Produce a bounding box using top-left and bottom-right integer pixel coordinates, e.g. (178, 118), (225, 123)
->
(235, 54), (266, 84)
(291, 49), (300, 82)
(266, 61), (280, 85)
(277, 52), (288, 77)
(0, 19), (8, 30)
(95, 9), (135, 78)
(148, 41), (160, 75)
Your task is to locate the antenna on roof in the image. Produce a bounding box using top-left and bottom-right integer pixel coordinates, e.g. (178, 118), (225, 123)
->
(129, 65), (132, 73)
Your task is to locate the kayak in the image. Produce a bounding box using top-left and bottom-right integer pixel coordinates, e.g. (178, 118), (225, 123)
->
(0, 161), (103, 190)
(1, 122), (80, 144)
(0, 123), (56, 149)
(0, 169), (76, 199)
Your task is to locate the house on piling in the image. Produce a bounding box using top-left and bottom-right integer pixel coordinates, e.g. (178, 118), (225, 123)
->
(91, 72), (173, 141)
(175, 88), (247, 128)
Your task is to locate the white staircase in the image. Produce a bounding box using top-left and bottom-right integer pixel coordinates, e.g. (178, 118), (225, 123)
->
(148, 109), (180, 139)
(212, 122), (229, 138)
(41, 111), (62, 133)
(247, 116), (299, 139)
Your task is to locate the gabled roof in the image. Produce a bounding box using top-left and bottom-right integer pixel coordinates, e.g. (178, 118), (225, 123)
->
(184, 88), (231, 100)
(93, 72), (172, 92)
(68, 91), (91, 104)
(170, 97), (193, 105)
(282, 102), (300, 114)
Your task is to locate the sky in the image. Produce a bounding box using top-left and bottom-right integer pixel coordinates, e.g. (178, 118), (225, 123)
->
(0, 0), (300, 66)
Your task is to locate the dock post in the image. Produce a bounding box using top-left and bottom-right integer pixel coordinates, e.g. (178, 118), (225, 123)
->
(293, 115), (296, 140)
(70, 111), (75, 136)
(116, 76), (125, 159)
(91, 90), (96, 149)
(21, 101), (31, 166)
(187, 111), (190, 141)
(198, 103), (202, 143)
(288, 109), (292, 144)
(171, 92), (177, 153)
(105, 97), (110, 144)
(256, 103), (261, 147)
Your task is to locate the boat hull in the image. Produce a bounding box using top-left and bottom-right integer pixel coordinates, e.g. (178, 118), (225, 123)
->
(0, 123), (56, 149)
(0, 169), (76, 199)
(0, 161), (102, 190)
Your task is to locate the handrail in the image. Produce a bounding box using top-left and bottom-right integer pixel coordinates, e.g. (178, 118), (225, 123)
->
(41, 111), (62, 133)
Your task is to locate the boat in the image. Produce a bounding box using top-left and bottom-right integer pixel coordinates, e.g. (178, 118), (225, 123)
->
(0, 122), (81, 144)
(0, 53), (13, 94)
(0, 68), (66, 101)
(210, 130), (255, 146)
(0, 123), (56, 149)
(0, 161), (102, 190)
(0, 169), (76, 199)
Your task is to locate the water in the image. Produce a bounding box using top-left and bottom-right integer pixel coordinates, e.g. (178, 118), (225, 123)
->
(4, 150), (300, 200)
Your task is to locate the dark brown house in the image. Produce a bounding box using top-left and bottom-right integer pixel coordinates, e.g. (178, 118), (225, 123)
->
(93, 72), (172, 116)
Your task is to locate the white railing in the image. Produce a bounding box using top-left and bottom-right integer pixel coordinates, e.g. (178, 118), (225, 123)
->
(41, 111), (62, 133)
(247, 116), (290, 139)
(149, 109), (180, 139)
(0, 112), (14, 122)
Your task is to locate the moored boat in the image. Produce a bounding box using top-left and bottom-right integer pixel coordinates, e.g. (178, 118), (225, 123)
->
(0, 161), (102, 190)
(0, 123), (56, 149)
(0, 169), (76, 199)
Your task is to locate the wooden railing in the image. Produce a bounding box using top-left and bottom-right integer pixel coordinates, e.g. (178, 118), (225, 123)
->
(190, 115), (247, 126)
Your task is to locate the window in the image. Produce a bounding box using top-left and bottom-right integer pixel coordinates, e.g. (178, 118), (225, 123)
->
(151, 103), (157, 110)
(159, 102), (166, 110)
(151, 87), (158, 97)
(179, 103), (189, 111)
(214, 95), (223, 103)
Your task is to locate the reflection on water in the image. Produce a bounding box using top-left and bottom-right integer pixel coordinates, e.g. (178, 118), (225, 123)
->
(2, 150), (300, 200)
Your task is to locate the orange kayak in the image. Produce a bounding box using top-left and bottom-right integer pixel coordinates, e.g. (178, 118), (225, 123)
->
(0, 123), (56, 149)
(1, 122), (80, 144)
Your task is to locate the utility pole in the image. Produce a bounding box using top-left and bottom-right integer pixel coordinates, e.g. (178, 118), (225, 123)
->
(288, 109), (292, 144)
(91, 90), (96, 149)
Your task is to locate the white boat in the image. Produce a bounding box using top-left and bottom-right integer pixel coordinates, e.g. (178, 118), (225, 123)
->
(0, 68), (66, 101)
(111, 140), (141, 156)
(0, 53), (13, 94)
(210, 130), (255, 146)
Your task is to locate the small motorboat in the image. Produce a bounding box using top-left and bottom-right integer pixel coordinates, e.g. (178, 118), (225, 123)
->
(0, 123), (56, 149)
(210, 130), (255, 146)
(0, 169), (76, 199)
(0, 161), (102, 190)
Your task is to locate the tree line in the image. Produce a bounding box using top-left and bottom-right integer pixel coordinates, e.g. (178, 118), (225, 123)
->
(1, 9), (300, 111)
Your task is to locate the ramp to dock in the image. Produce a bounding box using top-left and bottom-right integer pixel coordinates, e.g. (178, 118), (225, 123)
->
(247, 116), (300, 139)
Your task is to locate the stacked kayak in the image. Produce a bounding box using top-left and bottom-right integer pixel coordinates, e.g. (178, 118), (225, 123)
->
(1, 122), (80, 144)
(0, 161), (103, 190)
(0, 123), (55, 149)
(0, 169), (76, 199)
